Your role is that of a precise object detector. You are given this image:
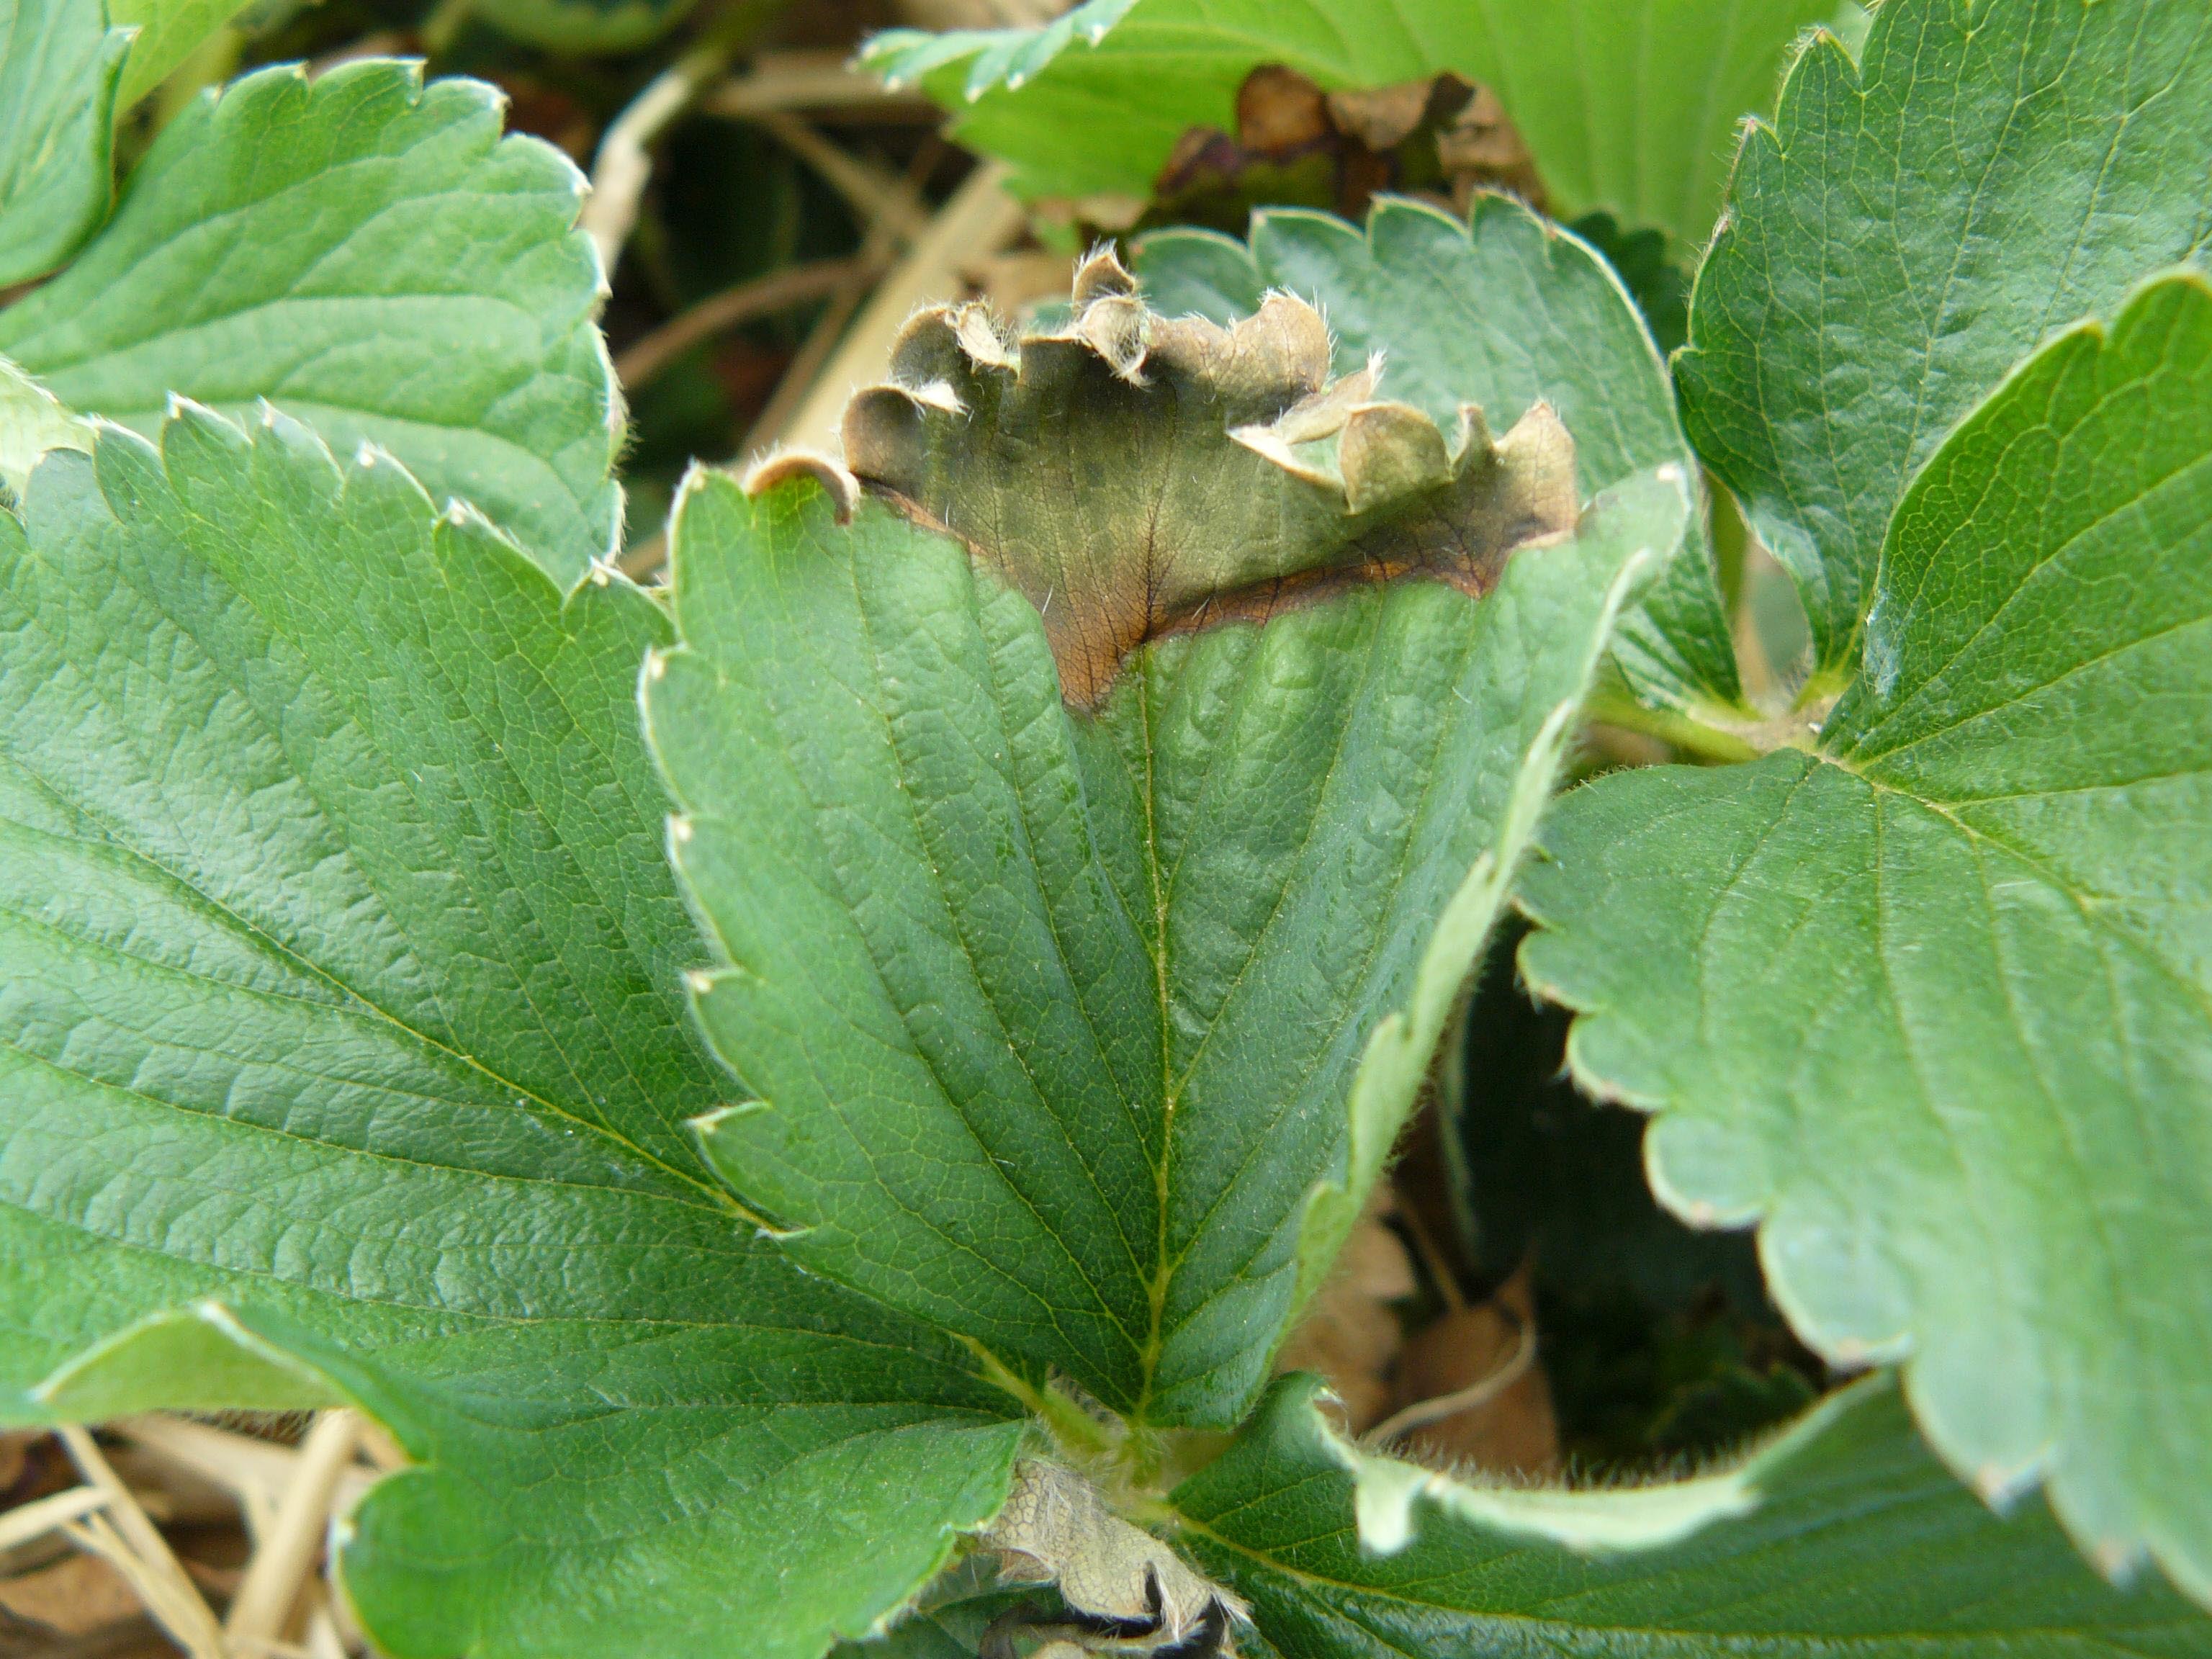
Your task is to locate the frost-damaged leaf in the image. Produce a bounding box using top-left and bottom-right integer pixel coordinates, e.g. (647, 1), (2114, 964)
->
(0, 58), (622, 585)
(1172, 1374), (2212, 1659)
(0, 0), (130, 285)
(648, 266), (1687, 1427)
(1520, 273), (2212, 1604)
(863, 0), (1834, 246)
(0, 411), (1022, 1658)
(1135, 195), (1737, 711)
(1677, 0), (2212, 678)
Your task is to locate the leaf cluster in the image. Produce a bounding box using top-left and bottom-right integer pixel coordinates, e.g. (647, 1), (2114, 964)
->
(0, 1), (2208, 1656)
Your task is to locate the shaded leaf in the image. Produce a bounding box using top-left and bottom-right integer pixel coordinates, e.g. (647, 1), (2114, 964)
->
(474, 0), (701, 52)
(112, 0), (258, 108)
(864, 0), (1835, 247)
(0, 0), (130, 285)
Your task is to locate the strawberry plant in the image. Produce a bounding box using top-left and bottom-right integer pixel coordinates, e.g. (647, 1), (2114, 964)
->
(0, 1), (2207, 1657)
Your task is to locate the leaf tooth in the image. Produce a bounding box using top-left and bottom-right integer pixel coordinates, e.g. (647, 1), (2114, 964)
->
(1066, 292), (1150, 382)
(952, 303), (1018, 369)
(840, 390), (933, 495)
(885, 305), (966, 385)
(1203, 291), (1336, 415)
(1338, 401), (1452, 513)
(1486, 400), (1578, 532)
(1070, 242), (1138, 307)
(742, 449), (860, 521)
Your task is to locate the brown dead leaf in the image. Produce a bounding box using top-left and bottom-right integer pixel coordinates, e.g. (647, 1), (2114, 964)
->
(1274, 1192), (1417, 1434)
(1390, 1267), (1559, 1475)
(1147, 64), (1547, 234)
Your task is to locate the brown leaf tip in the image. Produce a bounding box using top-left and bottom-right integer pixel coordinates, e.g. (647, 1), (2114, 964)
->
(839, 256), (1578, 706)
(742, 448), (859, 522)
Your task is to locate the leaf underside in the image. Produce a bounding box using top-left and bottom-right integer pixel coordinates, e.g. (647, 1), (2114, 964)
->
(0, 412), (1020, 1659)
(0, 58), (623, 585)
(1677, 0), (2212, 674)
(1132, 192), (1740, 710)
(1521, 272), (2212, 1606)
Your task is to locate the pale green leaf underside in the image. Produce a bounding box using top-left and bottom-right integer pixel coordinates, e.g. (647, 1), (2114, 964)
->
(1172, 1373), (2212, 1659)
(1521, 274), (2212, 1604)
(1677, 0), (2212, 674)
(649, 463), (1683, 1429)
(0, 59), (622, 585)
(1133, 194), (1741, 710)
(0, 413), (1020, 1658)
(0, 0), (128, 286)
(866, 0), (1834, 246)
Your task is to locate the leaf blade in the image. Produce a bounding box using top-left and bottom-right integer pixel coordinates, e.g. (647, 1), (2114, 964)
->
(653, 454), (1684, 1426)
(1676, 0), (2212, 673)
(0, 412), (1021, 1658)
(0, 60), (621, 583)
(0, 0), (129, 284)
(1172, 1374), (2212, 1659)
(1521, 272), (2212, 1604)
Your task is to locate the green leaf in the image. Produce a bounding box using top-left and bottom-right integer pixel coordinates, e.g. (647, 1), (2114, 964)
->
(645, 273), (1684, 1426)
(864, 0), (1835, 247)
(1172, 1373), (2212, 1658)
(0, 354), (92, 500)
(0, 0), (130, 285)
(1676, 0), (2212, 676)
(474, 0), (701, 52)
(1133, 195), (1739, 710)
(111, 0), (255, 109)
(0, 59), (621, 585)
(1519, 271), (2212, 1604)
(0, 409), (1022, 1658)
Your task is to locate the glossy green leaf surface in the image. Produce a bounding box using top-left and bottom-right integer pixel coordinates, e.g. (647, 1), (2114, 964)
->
(1677, 0), (2212, 674)
(1133, 194), (1739, 710)
(0, 59), (622, 585)
(0, 410), (1021, 1658)
(0, 0), (128, 285)
(1521, 273), (2212, 1604)
(647, 461), (1682, 1429)
(1173, 1374), (2212, 1659)
(865, 0), (1833, 246)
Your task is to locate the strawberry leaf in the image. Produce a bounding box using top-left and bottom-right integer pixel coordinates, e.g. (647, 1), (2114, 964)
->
(1173, 1375), (2212, 1659)
(1678, 0), (2212, 677)
(1134, 194), (1738, 711)
(646, 276), (1687, 1427)
(1522, 271), (2212, 1605)
(0, 411), (1020, 1658)
(863, 0), (1834, 247)
(0, 60), (621, 584)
